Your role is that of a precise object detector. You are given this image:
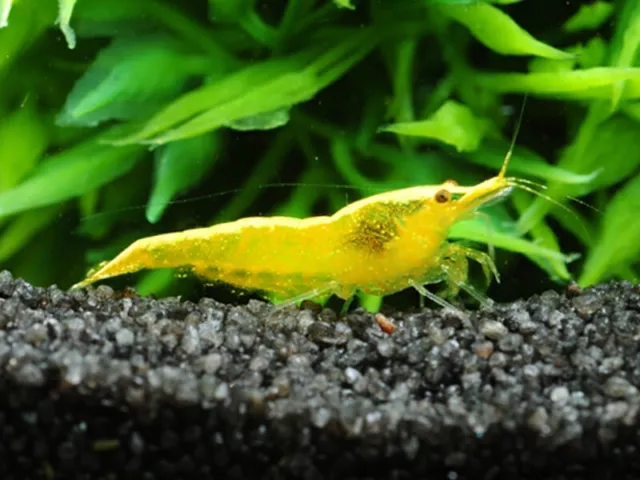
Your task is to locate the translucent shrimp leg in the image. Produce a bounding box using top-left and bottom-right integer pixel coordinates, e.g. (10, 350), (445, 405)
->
(409, 279), (462, 312)
(438, 243), (500, 307)
(268, 281), (341, 310)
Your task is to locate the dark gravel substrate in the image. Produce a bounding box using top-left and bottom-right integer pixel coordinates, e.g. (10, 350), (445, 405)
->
(1, 270), (640, 479)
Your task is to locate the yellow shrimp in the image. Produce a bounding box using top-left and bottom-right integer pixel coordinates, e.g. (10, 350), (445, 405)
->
(72, 170), (519, 307)
(73, 108), (532, 309)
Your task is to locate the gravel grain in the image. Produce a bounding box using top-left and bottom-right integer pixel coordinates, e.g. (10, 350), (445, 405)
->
(1, 270), (640, 479)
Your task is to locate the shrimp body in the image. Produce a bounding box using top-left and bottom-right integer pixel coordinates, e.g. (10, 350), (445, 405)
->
(72, 175), (513, 305)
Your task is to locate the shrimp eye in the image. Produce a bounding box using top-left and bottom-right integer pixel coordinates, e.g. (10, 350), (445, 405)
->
(434, 189), (451, 203)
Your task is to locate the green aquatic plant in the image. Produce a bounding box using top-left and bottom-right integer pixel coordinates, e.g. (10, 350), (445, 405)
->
(0, 0), (638, 309)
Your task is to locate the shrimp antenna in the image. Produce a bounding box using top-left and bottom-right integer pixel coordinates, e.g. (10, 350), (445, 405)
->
(509, 179), (593, 242)
(510, 177), (602, 214)
(499, 94), (528, 179)
(79, 183), (363, 221)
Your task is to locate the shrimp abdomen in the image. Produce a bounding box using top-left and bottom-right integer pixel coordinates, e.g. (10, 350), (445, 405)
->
(74, 216), (341, 298)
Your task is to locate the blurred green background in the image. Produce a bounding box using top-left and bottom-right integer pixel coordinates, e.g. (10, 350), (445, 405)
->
(1, 0), (639, 310)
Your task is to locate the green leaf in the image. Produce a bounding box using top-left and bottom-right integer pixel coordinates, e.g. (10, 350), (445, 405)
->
(516, 113), (640, 234)
(551, 115), (640, 196)
(548, 202), (595, 249)
(208, 0), (253, 22)
(57, 0), (78, 48)
(622, 101), (640, 121)
(146, 133), (220, 223)
(439, 3), (573, 59)
(428, 0), (523, 4)
(57, 35), (215, 127)
(114, 59), (296, 142)
(333, 0), (355, 9)
(226, 107), (291, 131)
(0, 206), (60, 263)
(115, 28), (377, 145)
(0, 0), (12, 27)
(528, 57), (575, 74)
(0, 128), (145, 220)
(579, 173), (640, 286)
(0, 0), (52, 74)
(563, 1), (614, 33)
(449, 217), (575, 265)
(379, 100), (489, 152)
(608, 2), (640, 68)
(512, 191), (571, 281)
(358, 292), (382, 313)
(608, 2), (640, 109)
(575, 37), (608, 69)
(0, 106), (48, 192)
(72, 0), (148, 37)
(475, 68), (640, 99)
